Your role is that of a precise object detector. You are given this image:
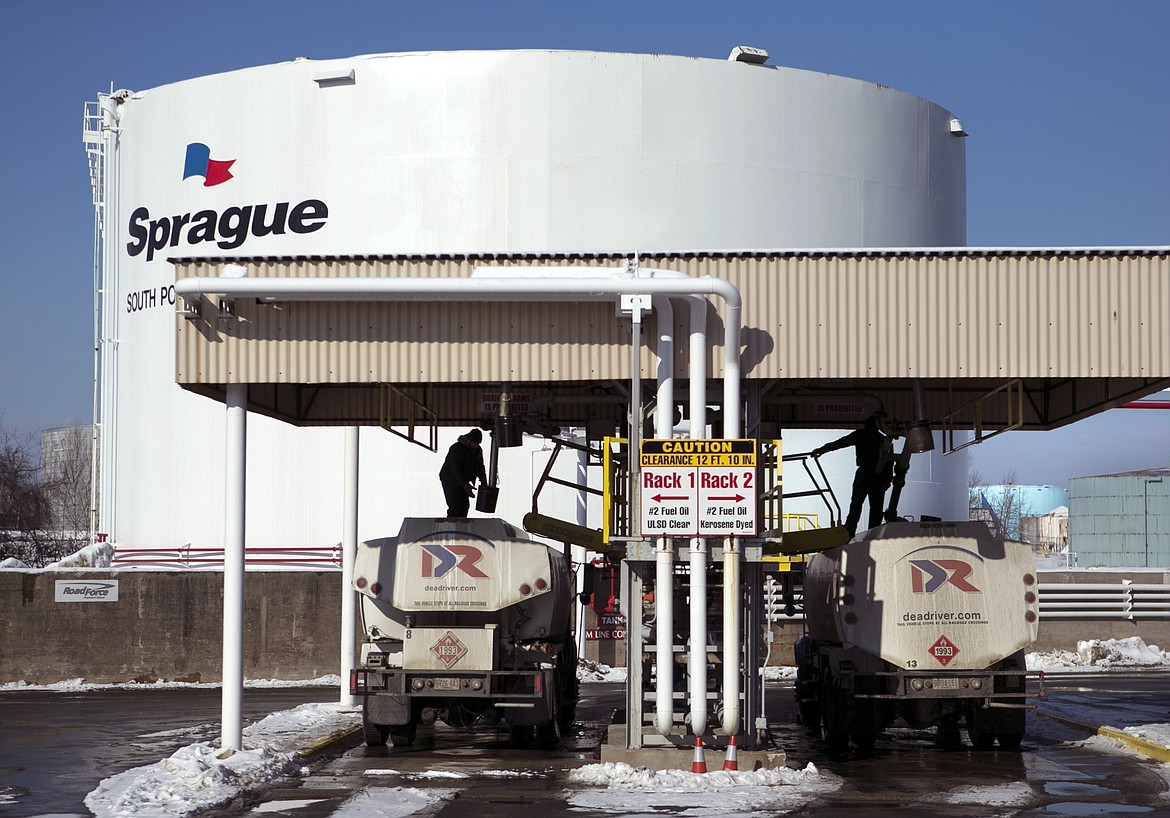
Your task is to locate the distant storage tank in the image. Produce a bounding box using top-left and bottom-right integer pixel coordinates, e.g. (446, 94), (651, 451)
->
(1069, 469), (1170, 567)
(87, 49), (967, 549)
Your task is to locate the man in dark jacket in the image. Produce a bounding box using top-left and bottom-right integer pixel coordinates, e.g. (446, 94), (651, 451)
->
(813, 412), (896, 537)
(439, 428), (488, 518)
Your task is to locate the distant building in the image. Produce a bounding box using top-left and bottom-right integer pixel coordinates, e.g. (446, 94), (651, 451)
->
(969, 484), (1068, 540)
(1020, 505), (1068, 551)
(39, 425), (97, 533)
(1068, 468), (1170, 568)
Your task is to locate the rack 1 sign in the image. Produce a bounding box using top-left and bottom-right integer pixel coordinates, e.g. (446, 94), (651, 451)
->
(639, 439), (757, 537)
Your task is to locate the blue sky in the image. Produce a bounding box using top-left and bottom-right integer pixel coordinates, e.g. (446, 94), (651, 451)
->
(1, 0), (1167, 486)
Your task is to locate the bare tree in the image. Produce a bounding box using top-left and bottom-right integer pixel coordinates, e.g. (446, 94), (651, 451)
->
(40, 424), (94, 552)
(0, 417), (52, 565)
(968, 467), (1029, 540)
(0, 417), (95, 566)
(968, 467), (985, 518)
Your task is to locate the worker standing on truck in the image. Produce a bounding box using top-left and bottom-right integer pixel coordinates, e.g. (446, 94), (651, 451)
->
(813, 411), (896, 537)
(439, 428), (488, 518)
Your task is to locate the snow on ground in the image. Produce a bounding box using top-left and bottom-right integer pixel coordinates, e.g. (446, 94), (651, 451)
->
(565, 762), (841, 817)
(1026, 636), (1170, 671)
(1, 640), (1166, 817)
(84, 700), (361, 818)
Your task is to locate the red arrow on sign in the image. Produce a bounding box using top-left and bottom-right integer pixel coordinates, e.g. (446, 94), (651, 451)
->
(652, 494), (689, 502)
(708, 494), (746, 502)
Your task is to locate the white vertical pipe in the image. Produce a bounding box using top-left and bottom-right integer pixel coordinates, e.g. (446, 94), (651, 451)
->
(722, 301), (742, 438)
(722, 538), (741, 736)
(688, 537), (708, 736)
(716, 296), (742, 737)
(654, 537), (673, 735)
(221, 383), (247, 752)
(340, 426), (359, 707)
(688, 294), (709, 737)
(626, 296), (645, 749)
(652, 294), (675, 736)
(652, 295), (674, 442)
(688, 295), (707, 438)
(575, 441), (588, 662)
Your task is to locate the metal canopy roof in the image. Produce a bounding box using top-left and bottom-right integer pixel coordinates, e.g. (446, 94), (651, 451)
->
(172, 248), (1170, 441)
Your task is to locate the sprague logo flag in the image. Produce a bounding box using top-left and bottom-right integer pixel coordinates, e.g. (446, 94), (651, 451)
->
(182, 142), (235, 186)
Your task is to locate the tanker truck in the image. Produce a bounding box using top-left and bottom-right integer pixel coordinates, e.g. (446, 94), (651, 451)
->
(794, 521), (1040, 751)
(349, 517), (578, 749)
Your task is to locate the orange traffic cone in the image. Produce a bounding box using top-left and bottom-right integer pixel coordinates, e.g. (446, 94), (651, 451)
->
(691, 736), (707, 773)
(722, 735), (739, 771)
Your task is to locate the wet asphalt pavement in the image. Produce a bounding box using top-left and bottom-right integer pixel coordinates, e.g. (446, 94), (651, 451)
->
(2, 673), (1169, 817)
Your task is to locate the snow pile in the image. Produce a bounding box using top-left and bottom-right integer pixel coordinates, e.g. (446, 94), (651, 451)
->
(85, 702), (361, 818)
(50, 542), (115, 568)
(577, 659), (627, 683)
(1076, 636), (1170, 666)
(567, 761), (840, 815)
(1121, 724), (1170, 750)
(0, 541), (115, 570)
(1027, 636), (1170, 670)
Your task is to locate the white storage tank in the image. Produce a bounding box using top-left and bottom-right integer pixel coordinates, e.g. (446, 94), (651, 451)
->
(87, 49), (967, 549)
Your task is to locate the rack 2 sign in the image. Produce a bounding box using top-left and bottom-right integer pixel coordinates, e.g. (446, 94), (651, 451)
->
(639, 439), (757, 538)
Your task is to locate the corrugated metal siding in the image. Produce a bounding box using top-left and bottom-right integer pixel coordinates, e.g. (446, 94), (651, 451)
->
(1070, 472), (1170, 568)
(177, 257), (657, 385)
(175, 250), (1170, 385)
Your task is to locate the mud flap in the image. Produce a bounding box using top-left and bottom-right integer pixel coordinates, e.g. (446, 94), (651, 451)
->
(368, 693), (411, 726)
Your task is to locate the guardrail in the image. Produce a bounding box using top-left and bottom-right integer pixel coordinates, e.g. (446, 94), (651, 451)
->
(765, 577), (1170, 623)
(111, 544), (342, 570)
(1036, 582), (1170, 620)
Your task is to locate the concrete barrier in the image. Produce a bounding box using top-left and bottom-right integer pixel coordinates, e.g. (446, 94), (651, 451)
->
(2, 570), (1167, 685)
(0, 571), (348, 685)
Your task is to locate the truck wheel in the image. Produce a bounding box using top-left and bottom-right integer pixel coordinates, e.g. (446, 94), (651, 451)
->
(997, 731), (1023, 750)
(389, 722), (417, 747)
(537, 719), (560, 750)
(821, 677), (850, 752)
(509, 725), (535, 749)
(995, 703), (1026, 750)
(362, 715), (390, 747)
(558, 641), (580, 736)
(849, 704), (878, 752)
(965, 706), (995, 750)
(799, 699), (822, 732)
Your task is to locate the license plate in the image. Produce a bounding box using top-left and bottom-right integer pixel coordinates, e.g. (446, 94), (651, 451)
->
(432, 677), (460, 691)
(930, 677), (960, 690)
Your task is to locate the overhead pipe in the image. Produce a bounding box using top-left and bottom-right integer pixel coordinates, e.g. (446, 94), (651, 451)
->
(174, 268), (742, 434)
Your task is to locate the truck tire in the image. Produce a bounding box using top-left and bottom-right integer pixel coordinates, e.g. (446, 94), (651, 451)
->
(362, 714), (390, 747)
(965, 705), (995, 750)
(798, 698), (822, 732)
(821, 676), (850, 752)
(557, 654), (579, 737)
(537, 719), (560, 750)
(509, 724), (535, 749)
(389, 722), (417, 747)
(849, 703), (878, 752)
(995, 702), (1026, 750)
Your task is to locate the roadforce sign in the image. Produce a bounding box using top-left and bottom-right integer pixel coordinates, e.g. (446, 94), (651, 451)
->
(639, 439), (757, 538)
